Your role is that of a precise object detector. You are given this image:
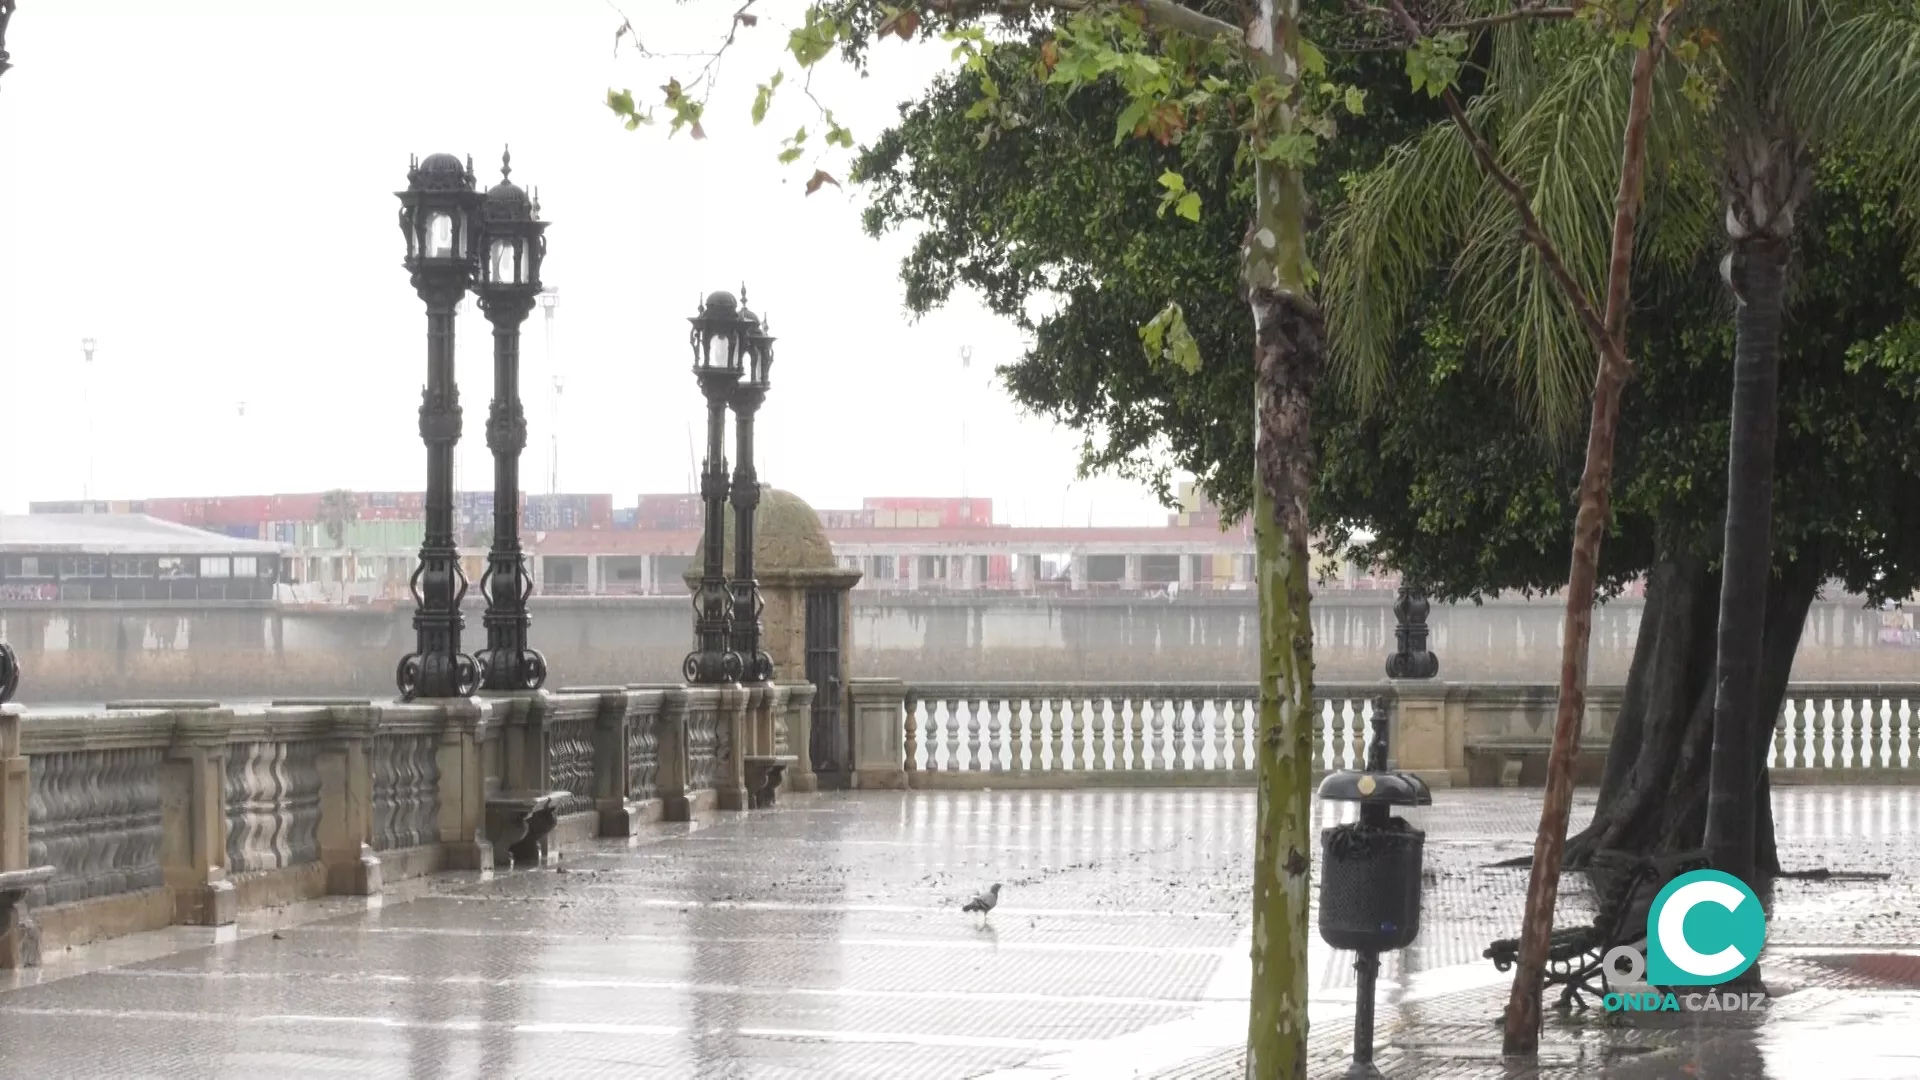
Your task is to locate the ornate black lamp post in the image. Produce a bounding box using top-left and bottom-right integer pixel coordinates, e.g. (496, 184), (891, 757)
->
(0, 2), (17, 89)
(1385, 585), (1439, 679)
(683, 292), (752, 686)
(0, 2), (19, 702)
(727, 295), (776, 684)
(395, 152), (482, 700)
(473, 148), (549, 693)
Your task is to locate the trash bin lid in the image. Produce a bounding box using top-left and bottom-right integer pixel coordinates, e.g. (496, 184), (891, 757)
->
(1316, 769), (1433, 806)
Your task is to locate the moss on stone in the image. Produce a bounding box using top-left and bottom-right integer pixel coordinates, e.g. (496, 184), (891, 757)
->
(684, 486), (836, 584)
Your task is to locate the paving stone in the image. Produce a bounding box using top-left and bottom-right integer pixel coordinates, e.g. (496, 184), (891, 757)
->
(0, 787), (1914, 1078)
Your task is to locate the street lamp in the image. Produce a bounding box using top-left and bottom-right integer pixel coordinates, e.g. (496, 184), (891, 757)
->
(1385, 585), (1439, 680)
(0, 1), (17, 89)
(727, 291), (775, 684)
(683, 290), (751, 685)
(395, 151), (482, 700)
(473, 147), (549, 693)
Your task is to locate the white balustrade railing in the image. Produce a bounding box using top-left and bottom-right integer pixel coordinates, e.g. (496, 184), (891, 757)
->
(1769, 685), (1920, 773)
(903, 683), (1383, 778)
(900, 681), (1920, 785)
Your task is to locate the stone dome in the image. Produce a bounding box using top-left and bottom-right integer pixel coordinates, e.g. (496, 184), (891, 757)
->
(683, 486), (837, 586)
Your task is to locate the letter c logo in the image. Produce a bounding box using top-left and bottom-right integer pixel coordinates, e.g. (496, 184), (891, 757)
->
(1647, 870), (1766, 986)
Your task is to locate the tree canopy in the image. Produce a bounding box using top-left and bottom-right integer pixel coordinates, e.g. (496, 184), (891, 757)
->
(856, 37), (1920, 604)
(854, 8), (1447, 522)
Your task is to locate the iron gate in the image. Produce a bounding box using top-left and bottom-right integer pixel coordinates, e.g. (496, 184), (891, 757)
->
(805, 587), (846, 778)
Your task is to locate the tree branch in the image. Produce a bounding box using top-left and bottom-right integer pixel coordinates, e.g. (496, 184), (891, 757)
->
(1379, 0), (1616, 359)
(1346, 1), (1591, 40)
(925, 0), (1245, 50)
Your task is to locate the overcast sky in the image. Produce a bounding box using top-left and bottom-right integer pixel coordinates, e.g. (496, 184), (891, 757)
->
(0, 0), (1177, 526)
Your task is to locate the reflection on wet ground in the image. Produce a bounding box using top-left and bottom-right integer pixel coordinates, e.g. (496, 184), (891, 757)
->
(0, 788), (1915, 1078)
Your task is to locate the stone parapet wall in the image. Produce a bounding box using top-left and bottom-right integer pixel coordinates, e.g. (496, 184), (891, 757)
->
(4, 593), (1913, 703)
(0, 679), (817, 968)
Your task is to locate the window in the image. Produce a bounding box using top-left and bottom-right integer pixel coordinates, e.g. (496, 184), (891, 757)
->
(232, 556), (258, 578)
(199, 557), (231, 579)
(110, 555), (161, 578)
(59, 556), (106, 578)
(157, 557), (190, 578)
(3, 556), (52, 579)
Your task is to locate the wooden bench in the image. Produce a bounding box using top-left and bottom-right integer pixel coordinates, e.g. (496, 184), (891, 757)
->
(1483, 850), (1708, 1009)
(485, 790), (566, 868)
(744, 755), (799, 808)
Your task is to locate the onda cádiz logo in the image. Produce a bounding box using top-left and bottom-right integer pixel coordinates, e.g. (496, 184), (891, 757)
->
(1602, 869), (1770, 1013)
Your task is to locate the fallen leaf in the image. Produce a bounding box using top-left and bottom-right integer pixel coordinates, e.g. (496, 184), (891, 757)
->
(736, 12), (758, 27)
(805, 169), (840, 195)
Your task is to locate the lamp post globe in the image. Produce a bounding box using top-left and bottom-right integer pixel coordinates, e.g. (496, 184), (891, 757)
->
(684, 291), (749, 685)
(474, 147), (550, 693)
(727, 294), (776, 684)
(395, 152), (482, 701)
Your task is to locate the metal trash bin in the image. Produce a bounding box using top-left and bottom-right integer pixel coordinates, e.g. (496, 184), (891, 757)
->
(1316, 696), (1433, 1079)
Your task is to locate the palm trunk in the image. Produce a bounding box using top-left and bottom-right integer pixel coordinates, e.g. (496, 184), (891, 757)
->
(1244, 6), (1319, 1076)
(1703, 235), (1790, 888)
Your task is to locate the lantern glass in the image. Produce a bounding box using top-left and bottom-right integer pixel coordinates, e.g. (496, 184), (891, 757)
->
(708, 330), (735, 372)
(425, 213), (455, 259)
(488, 238), (520, 284)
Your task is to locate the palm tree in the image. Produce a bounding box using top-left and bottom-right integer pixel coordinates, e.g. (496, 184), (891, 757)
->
(1326, 3), (1920, 890)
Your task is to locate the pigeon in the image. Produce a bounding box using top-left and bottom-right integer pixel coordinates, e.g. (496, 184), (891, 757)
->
(962, 883), (1002, 918)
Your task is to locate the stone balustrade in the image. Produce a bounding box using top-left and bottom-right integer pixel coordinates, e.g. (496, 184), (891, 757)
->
(890, 681), (1920, 789)
(0, 682), (820, 967)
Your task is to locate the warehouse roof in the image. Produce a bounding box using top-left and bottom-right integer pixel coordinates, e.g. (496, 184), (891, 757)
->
(0, 515), (287, 555)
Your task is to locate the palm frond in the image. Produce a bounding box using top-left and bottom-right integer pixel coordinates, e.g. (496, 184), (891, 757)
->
(1320, 94), (1496, 410)
(1797, 5), (1920, 196)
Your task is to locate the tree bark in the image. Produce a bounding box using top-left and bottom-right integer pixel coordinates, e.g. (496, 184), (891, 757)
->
(1566, 549), (1820, 869)
(1500, 10), (1676, 1050)
(1704, 234), (1791, 888)
(1243, 4), (1317, 1077)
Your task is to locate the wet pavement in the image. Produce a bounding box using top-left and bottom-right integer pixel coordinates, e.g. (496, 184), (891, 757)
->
(0, 788), (1916, 1078)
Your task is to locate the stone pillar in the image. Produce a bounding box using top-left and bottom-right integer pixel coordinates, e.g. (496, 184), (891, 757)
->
(0, 706), (24, 875)
(162, 709), (238, 926)
(530, 553), (545, 596)
(714, 684), (751, 811)
(492, 690), (549, 793)
(1389, 682), (1463, 788)
(436, 696), (492, 871)
(586, 554), (601, 596)
(318, 704), (381, 896)
(1122, 555), (1141, 590)
(848, 678), (909, 790)
(1014, 555), (1034, 590)
(780, 681), (818, 793)
(1178, 554), (1194, 588)
(957, 554), (976, 589)
(642, 554), (657, 595)
(656, 686), (692, 822)
(1068, 554), (1086, 591)
(906, 555), (922, 591)
(581, 687), (642, 836)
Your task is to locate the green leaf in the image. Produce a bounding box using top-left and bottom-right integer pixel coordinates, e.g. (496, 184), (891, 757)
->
(752, 84), (774, 126)
(1139, 302), (1201, 374)
(1343, 86), (1367, 115)
(1114, 97), (1152, 144)
(1174, 191), (1201, 222)
(1158, 170), (1186, 193)
(607, 88), (636, 116)
(1299, 39), (1327, 78)
(778, 146), (805, 164)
